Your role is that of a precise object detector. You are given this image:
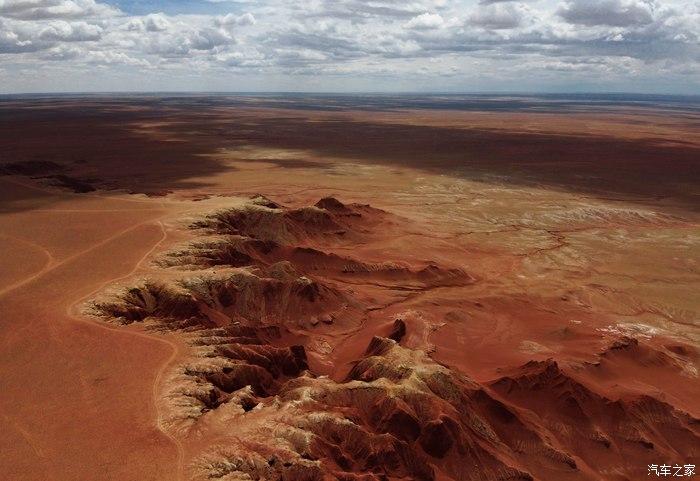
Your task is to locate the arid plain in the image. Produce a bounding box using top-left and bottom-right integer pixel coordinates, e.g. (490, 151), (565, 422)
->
(0, 95), (698, 481)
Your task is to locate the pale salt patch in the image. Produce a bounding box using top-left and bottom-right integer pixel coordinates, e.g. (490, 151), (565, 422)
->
(681, 363), (698, 378)
(519, 340), (554, 354)
(597, 322), (662, 340)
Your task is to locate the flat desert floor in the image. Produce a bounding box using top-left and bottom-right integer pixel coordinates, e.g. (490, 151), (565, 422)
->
(0, 95), (698, 481)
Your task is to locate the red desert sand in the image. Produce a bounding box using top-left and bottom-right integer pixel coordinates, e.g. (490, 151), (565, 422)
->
(0, 97), (698, 481)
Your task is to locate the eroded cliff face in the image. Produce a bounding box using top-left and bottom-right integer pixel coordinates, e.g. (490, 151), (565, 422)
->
(90, 196), (699, 481)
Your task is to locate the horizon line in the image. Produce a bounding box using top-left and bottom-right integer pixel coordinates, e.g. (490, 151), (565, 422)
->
(2, 90), (700, 98)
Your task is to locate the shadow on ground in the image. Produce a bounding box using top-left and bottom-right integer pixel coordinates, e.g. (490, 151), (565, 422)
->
(1, 97), (698, 213)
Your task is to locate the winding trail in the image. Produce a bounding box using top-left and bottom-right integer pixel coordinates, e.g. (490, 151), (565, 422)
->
(0, 218), (165, 298)
(1, 177), (187, 481)
(0, 234), (56, 266)
(64, 219), (187, 481)
(0, 234), (56, 292)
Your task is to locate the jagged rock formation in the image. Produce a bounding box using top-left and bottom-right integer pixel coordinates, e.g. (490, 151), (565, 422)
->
(190, 196), (384, 245)
(490, 358), (699, 478)
(89, 196), (699, 481)
(94, 265), (345, 329)
(166, 197), (473, 291)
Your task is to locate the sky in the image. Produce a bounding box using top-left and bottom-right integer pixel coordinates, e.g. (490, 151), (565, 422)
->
(0, 0), (698, 94)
